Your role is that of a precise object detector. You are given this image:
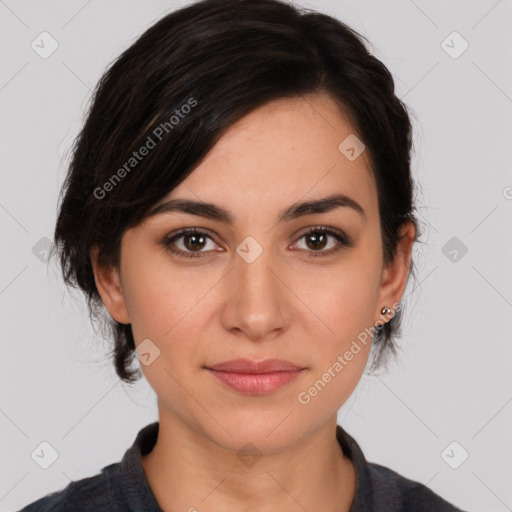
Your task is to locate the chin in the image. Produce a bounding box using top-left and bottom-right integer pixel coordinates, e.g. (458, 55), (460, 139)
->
(199, 412), (307, 454)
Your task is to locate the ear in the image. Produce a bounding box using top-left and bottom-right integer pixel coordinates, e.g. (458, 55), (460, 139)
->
(90, 245), (131, 324)
(375, 221), (416, 322)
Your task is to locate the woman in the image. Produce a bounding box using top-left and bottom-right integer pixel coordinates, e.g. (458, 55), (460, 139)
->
(20, 0), (466, 510)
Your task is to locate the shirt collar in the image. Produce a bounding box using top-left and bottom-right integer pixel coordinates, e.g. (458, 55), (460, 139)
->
(336, 423), (374, 511)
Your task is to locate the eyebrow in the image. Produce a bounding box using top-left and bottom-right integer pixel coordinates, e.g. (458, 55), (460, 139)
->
(147, 193), (366, 224)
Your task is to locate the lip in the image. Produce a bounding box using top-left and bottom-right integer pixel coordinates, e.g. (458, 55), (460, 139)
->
(206, 358), (304, 373)
(205, 359), (305, 395)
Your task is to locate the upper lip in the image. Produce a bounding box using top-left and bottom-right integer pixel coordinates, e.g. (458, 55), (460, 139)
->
(206, 358), (304, 374)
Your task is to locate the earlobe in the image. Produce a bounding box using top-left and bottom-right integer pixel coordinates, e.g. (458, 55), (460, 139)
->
(89, 246), (131, 324)
(375, 221), (416, 321)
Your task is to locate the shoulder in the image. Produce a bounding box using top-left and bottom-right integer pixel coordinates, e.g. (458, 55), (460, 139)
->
(367, 462), (466, 512)
(336, 424), (467, 512)
(19, 422), (161, 512)
(18, 462), (122, 512)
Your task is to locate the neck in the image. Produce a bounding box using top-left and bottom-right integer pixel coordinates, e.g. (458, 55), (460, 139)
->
(141, 410), (356, 512)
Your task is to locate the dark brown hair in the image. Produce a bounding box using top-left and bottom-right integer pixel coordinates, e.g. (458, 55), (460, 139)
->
(52, 0), (421, 384)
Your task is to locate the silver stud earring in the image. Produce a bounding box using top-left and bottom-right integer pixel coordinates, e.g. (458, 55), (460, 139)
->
(381, 306), (392, 315)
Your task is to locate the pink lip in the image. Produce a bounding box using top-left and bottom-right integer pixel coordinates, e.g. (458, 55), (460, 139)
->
(207, 358), (304, 373)
(206, 359), (305, 395)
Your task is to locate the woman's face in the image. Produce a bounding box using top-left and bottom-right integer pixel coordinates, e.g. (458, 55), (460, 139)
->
(92, 93), (413, 452)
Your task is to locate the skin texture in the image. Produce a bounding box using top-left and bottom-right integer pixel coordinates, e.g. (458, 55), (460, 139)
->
(91, 92), (415, 512)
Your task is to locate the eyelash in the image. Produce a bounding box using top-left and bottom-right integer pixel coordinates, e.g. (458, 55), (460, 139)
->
(161, 226), (354, 260)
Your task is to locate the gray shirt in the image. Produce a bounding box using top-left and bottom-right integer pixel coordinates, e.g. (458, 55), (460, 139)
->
(19, 422), (467, 511)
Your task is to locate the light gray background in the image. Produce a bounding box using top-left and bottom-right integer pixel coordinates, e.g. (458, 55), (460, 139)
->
(1, 1), (511, 511)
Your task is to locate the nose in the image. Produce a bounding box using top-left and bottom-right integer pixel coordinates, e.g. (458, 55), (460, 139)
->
(220, 247), (290, 342)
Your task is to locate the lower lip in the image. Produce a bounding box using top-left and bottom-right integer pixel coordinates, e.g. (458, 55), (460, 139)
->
(207, 369), (303, 395)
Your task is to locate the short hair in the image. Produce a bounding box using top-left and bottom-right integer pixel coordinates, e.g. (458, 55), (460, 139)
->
(52, 0), (421, 384)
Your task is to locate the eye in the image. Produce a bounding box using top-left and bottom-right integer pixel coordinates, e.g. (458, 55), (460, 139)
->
(161, 228), (220, 259)
(161, 225), (354, 260)
(292, 226), (353, 258)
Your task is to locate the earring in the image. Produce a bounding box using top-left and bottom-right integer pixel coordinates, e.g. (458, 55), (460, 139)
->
(381, 306), (392, 315)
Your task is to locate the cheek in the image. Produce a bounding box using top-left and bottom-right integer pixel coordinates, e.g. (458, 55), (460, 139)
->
(323, 275), (379, 344)
(299, 250), (381, 339)
(122, 262), (210, 398)
(120, 256), (205, 346)
(293, 249), (381, 387)
(294, 274), (376, 415)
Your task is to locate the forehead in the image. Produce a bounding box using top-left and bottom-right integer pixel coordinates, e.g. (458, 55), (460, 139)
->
(157, 93), (378, 222)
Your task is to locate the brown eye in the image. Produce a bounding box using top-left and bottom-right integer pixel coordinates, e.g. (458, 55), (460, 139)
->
(304, 231), (329, 251)
(162, 229), (219, 259)
(182, 233), (207, 251)
(293, 226), (353, 258)
(161, 226), (354, 261)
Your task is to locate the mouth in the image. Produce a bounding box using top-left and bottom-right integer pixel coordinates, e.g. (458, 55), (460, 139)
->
(206, 358), (304, 373)
(205, 359), (306, 395)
